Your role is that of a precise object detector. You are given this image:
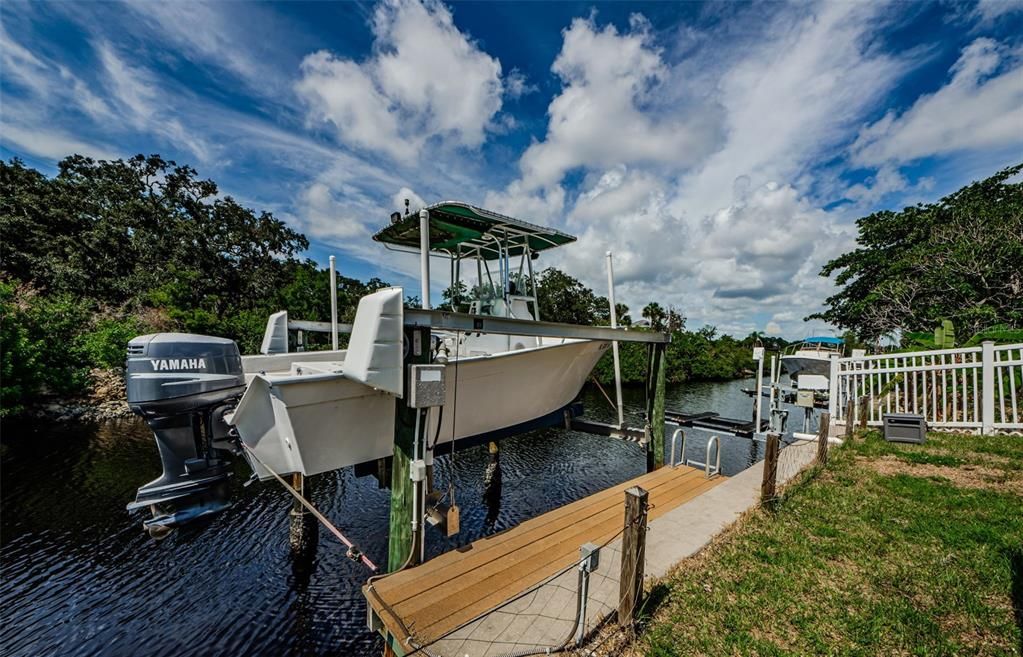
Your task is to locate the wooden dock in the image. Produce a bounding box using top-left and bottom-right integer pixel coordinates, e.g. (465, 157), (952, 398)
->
(364, 464), (725, 654)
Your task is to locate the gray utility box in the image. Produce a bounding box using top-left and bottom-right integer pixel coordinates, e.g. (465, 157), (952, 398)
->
(883, 413), (927, 444)
(408, 364), (446, 408)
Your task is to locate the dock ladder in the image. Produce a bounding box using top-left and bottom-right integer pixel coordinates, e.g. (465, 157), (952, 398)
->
(670, 428), (721, 478)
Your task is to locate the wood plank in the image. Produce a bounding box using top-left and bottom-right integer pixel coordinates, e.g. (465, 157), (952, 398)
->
(374, 464), (684, 598)
(396, 470), (712, 623)
(412, 475), (723, 642)
(365, 465), (725, 647)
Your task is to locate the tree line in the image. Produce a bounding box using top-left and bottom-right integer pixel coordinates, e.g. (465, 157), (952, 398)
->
(810, 163), (1022, 344)
(0, 154), (777, 416)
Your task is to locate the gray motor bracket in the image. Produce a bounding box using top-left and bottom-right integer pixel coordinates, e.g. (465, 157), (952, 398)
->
(408, 364), (446, 408)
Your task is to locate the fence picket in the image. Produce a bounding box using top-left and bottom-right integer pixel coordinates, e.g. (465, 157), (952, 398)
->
(834, 343), (1022, 433)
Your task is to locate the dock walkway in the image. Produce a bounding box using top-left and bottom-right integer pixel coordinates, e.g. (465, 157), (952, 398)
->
(365, 464), (725, 655)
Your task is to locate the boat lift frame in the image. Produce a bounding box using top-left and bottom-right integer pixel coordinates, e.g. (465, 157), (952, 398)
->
(286, 309), (669, 345)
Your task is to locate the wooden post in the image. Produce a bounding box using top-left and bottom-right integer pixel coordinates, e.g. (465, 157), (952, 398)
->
(845, 398), (855, 435)
(644, 344), (667, 472)
(618, 486), (648, 626)
(288, 472), (318, 557)
(761, 432), (780, 503)
(858, 396), (869, 431)
(387, 326), (431, 572)
(816, 412), (830, 466)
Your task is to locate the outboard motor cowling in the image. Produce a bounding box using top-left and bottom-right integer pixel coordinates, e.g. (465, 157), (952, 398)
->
(126, 333), (245, 537)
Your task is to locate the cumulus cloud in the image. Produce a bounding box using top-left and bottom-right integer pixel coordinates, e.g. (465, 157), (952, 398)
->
(517, 14), (720, 191)
(671, 2), (909, 220)
(296, 0), (505, 159)
(851, 38), (1023, 166)
(496, 3), (901, 338)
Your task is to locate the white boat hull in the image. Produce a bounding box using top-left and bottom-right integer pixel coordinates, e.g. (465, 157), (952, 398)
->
(232, 339), (610, 479)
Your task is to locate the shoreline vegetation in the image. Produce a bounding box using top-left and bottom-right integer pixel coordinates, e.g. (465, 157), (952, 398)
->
(3, 156), (1019, 420)
(0, 155), (780, 422)
(576, 429), (1023, 657)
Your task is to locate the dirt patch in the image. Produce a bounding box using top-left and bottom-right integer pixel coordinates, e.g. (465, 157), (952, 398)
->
(860, 455), (1023, 496)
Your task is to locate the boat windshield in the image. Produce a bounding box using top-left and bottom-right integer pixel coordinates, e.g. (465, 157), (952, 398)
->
(786, 336), (844, 355)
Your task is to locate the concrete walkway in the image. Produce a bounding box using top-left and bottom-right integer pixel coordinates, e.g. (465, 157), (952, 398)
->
(417, 437), (822, 657)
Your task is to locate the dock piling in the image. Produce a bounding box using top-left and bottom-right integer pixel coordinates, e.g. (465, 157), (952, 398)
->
(760, 432), (780, 504)
(816, 412), (830, 465)
(288, 472), (318, 558)
(387, 326), (431, 572)
(645, 344), (667, 472)
(618, 486), (649, 627)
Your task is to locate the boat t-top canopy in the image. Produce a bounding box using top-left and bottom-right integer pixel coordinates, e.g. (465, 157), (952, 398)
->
(803, 336), (844, 345)
(373, 201), (575, 261)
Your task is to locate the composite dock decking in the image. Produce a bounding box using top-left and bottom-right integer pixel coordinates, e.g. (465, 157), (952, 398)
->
(364, 464), (725, 653)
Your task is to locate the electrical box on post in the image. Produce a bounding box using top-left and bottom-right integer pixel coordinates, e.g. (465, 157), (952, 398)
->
(409, 364), (446, 408)
(795, 389), (815, 408)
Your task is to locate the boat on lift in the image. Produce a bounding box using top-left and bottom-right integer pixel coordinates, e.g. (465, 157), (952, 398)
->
(126, 201), (612, 534)
(779, 336), (844, 382)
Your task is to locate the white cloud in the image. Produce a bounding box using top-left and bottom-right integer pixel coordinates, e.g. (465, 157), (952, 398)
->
(392, 187), (426, 213)
(483, 181), (566, 225)
(121, 1), (280, 92)
(492, 3), (904, 338)
(517, 14), (719, 190)
(671, 2), (909, 220)
(505, 69), (537, 98)
(296, 0), (504, 159)
(976, 0), (1023, 22)
(852, 38), (1023, 166)
(0, 122), (119, 162)
(96, 42), (212, 162)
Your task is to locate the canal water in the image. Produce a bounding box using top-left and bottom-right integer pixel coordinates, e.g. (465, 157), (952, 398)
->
(0, 378), (816, 657)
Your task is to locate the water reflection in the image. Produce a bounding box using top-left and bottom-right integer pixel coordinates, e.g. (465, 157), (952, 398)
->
(0, 378), (814, 656)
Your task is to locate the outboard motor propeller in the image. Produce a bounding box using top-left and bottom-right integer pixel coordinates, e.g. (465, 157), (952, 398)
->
(126, 333), (246, 538)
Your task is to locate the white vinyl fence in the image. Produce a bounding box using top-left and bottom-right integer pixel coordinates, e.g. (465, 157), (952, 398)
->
(829, 342), (1023, 434)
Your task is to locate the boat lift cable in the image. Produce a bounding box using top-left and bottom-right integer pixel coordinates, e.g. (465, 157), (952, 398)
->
(238, 442), (379, 572)
(589, 375), (619, 416)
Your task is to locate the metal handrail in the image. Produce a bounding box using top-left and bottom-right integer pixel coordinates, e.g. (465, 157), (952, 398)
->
(672, 428), (721, 478)
(670, 428), (685, 468)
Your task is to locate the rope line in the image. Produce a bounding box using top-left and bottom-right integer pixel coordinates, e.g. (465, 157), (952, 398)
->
(238, 442), (378, 571)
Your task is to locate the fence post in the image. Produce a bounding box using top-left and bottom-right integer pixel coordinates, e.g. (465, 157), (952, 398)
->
(618, 486), (648, 627)
(828, 355), (840, 419)
(981, 341), (995, 434)
(760, 432), (780, 503)
(858, 396), (869, 431)
(816, 412), (830, 466)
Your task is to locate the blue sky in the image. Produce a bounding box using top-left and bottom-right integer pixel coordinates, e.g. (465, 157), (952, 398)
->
(2, 0), (1021, 338)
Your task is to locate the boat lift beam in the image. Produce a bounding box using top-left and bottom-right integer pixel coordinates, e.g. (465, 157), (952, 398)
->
(288, 309), (670, 344)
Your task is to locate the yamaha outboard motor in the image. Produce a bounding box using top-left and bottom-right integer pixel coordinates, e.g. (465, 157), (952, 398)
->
(126, 333), (245, 538)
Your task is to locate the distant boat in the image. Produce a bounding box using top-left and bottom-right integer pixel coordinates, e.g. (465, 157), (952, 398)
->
(780, 336), (844, 381)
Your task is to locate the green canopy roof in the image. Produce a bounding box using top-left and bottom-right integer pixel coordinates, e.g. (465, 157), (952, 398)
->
(372, 201), (576, 260)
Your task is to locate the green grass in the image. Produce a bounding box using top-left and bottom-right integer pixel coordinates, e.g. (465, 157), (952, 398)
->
(637, 431), (1023, 656)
